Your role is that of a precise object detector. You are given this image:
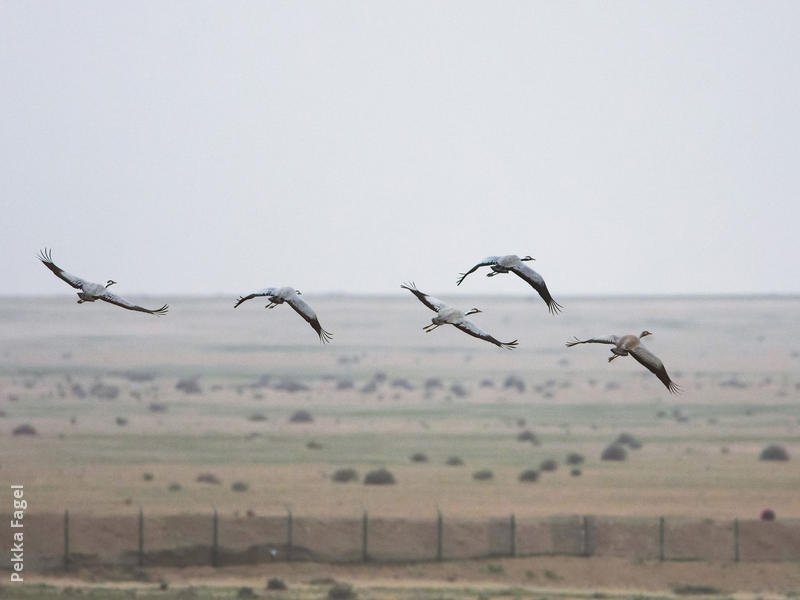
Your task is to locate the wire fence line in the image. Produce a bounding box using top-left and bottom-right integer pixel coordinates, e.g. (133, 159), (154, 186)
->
(11, 511), (800, 572)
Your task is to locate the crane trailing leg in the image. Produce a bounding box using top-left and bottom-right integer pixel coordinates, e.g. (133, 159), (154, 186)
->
(608, 347), (629, 362)
(486, 266), (509, 278)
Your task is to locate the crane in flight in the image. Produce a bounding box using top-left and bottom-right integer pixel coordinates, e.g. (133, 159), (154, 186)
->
(566, 331), (680, 393)
(402, 282), (518, 349)
(456, 254), (563, 315)
(235, 286), (332, 343)
(38, 249), (168, 315)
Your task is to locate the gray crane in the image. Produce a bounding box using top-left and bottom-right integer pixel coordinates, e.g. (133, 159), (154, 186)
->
(566, 331), (680, 393)
(235, 286), (332, 343)
(402, 282), (517, 349)
(38, 249), (168, 315)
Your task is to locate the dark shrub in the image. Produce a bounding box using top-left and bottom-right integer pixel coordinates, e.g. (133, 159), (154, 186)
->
(445, 456), (464, 466)
(90, 382), (120, 400)
(504, 375), (526, 393)
(364, 468), (395, 485)
(450, 383), (468, 397)
(570, 468), (582, 477)
(518, 469), (539, 482)
(197, 473), (222, 485)
(391, 378), (414, 390)
(672, 585), (722, 596)
(231, 481), (249, 492)
(424, 378), (443, 390)
(116, 416), (128, 426)
(148, 402), (168, 413)
(539, 459), (558, 472)
(248, 413), (267, 422)
(360, 381), (378, 394)
(516, 430), (539, 443)
(328, 583), (356, 600)
(274, 380), (309, 392)
(472, 469), (494, 481)
(267, 578), (287, 590)
(237, 587), (256, 599)
(143, 472), (154, 481)
(566, 452), (584, 465)
(410, 452), (428, 463)
(601, 444), (627, 461)
(332, 468), (359, 483)
(289, 410), (313, 423)
(615, 432), (642, 448)
(168, 482), (182, 492)
(12, 424), (37, 436)
(759, 445), (790, 461)
(336, 379), (354, 390)
(761, 508), (776, 521)
(176, 378), (202, 394)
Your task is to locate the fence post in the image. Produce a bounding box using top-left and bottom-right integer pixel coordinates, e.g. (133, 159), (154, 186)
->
(659, 516), (665, 561)
(286, 507), (293, 562)
(138, 507), (144, 567)
(211, 508), (219, 567)
(733, 518), (740, 563)
(436, 509), (443, 561)
(581, 515), (591, 557)
(509, 514), (516, 557)
(362, 510), (369, 563)
(63, 510), (70, 571)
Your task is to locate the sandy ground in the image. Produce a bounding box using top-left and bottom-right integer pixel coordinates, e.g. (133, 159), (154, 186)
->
(22, 556), (800, 596)
(1, 296), (799, 592)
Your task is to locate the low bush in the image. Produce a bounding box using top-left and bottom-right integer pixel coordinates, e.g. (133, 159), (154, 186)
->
(332, 468), (359, 483)
(472, 469), (494, 481)
(364, 468), (395, 485)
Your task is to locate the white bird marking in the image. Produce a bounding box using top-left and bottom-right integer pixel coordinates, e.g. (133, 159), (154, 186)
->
(566, 331), (680, 393)
(401, 282), (517, 349)
(37, 249), (168, 315)
(234, 286), (332, 343)
(456, 254), (563, 315)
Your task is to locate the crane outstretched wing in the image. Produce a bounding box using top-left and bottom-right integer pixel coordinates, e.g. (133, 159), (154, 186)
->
(99, 291), (168, 315)
(285, 294), (332, 343)
(401, 282), (446, 312)
(453, 319), (518, 349)
(456, 257), (499, 286)
(510, 263), (563, 315)
(565, 335), (619, 347)
(38, 249), (86, 290)
(234, 288), (278, 308)
(630, 345), (680, 394)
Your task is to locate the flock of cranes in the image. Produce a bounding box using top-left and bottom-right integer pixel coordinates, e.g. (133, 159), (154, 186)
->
(37, 249), (680, 394)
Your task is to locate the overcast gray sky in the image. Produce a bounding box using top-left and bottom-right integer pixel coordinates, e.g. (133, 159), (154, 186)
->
(2, 1), (799, 296)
